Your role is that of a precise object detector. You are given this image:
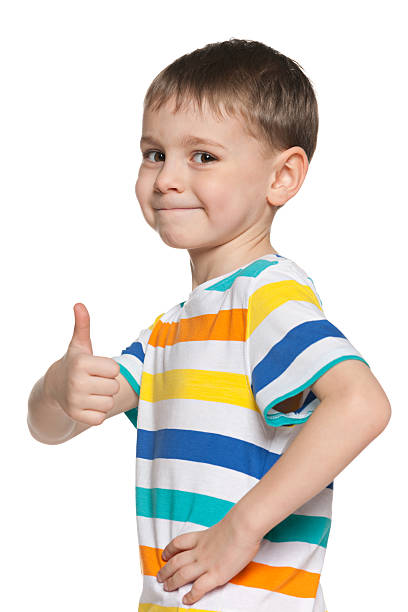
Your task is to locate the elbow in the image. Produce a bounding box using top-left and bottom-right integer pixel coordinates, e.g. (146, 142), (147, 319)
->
(357, 393), (392, 436)
(378, 399), (392, 430)
(371, 384), (392, 430)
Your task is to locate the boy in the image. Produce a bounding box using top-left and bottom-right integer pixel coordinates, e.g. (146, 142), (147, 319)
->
(27, 39), (391, 611)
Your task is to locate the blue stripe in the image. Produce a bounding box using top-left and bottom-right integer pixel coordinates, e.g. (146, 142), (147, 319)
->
(252, 319), (348, 396)
(121, 340), (145, 363)
(135, 427), (333, 487)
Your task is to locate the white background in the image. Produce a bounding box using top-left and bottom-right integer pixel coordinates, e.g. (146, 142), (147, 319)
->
(1, 1), (405, 610)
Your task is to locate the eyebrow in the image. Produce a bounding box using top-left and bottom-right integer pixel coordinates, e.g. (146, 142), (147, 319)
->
(140, 134), (227, 150)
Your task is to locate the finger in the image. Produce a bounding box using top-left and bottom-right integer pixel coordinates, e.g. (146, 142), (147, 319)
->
(164, 559), (202, 593)
(82, 355), (121, 379)
(75, 394), (115, 414)
(86, 376), (120, 396)
(85, 395), (116, 412)
(69, 408), (107, 426)
(158, 548), (192, 583)
(182, 572), (214, 606)
(162, 531), (195, 561)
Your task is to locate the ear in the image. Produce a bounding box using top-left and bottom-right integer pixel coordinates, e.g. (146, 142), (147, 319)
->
(266, 146), (309, 207)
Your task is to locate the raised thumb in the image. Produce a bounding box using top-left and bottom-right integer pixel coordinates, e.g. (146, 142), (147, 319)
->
(69, 302), (93, 354)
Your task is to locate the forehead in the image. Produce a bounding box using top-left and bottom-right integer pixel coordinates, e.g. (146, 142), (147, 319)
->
(141, 97), (256, 149)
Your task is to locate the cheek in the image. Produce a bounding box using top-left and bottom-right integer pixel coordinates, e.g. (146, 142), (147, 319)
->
(207, 190), (247, 224)
(198, 179), (233, 215)
(135, 171), (147, 203)
(135, 172), (156, 227)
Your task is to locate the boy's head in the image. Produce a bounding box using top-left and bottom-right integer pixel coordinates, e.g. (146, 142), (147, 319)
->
(136, 38), (318, 255)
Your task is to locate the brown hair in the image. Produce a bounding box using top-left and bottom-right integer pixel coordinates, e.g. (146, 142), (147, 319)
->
(143, 38), (319, 163)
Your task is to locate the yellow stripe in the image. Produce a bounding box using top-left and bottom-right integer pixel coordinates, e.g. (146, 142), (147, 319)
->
(140, 369), (257, 411)
(247, 279), (323, 338)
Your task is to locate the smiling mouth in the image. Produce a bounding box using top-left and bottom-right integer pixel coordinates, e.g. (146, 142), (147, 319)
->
(157, 208), (200, 211)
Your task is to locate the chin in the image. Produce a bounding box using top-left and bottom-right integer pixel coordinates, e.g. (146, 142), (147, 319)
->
(159, 231), (195, 249)
(159, 230), (211, 250)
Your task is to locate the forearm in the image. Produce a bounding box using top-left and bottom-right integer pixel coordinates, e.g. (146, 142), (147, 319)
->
(228, 393), (391, 540)
(27, 359), (76, 445)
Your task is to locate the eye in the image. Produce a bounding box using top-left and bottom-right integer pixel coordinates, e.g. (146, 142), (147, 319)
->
(142, 150), (164, 163)
(192, 152), (217, 164)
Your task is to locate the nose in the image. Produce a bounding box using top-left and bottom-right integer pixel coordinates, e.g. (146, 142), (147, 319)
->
(153, 160), (185, 193)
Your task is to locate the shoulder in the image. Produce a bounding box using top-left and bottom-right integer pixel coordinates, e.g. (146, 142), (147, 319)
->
(254, 255), (314, 286)
(246, 255), (323, 313)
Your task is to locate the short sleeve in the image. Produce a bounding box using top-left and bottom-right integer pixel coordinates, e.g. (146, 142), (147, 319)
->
(111, 312), (163, 428)
(246, 262), (370, 428)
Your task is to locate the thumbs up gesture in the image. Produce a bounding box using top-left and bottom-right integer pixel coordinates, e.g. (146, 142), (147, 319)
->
(54, 303), (121, 426)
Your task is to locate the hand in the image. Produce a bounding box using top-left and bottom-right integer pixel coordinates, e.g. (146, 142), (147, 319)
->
(156, 514), (262, 606)
(47, 303), (121, 426)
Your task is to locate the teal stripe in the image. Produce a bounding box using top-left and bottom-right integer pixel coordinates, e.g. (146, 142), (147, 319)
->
(118, 362), (140, 396)
(206, 259), (279, 293)
(118, 363), (139, 429)
(136, 486), (330, 547)
(124, 407), (138, 428)
(267, 512), (331, 548)
(264, 355), (371, 427)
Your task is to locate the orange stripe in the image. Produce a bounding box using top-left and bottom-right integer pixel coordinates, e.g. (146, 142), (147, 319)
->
(149, 309), (247, 347)
(148, 312), (166, 332)
(140, 544), (320, 599)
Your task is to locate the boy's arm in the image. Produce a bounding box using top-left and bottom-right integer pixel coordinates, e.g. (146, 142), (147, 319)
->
(226, 359), (391, 540)
(27, 361), (138, 445)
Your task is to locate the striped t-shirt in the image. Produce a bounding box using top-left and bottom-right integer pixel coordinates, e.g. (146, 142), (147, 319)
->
(112, 252), (369, 612)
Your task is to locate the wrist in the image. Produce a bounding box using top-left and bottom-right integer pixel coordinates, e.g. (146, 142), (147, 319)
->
(28, 357), (76, 444)
(226, 496), (265, 545)
(43, 358), (76, 431)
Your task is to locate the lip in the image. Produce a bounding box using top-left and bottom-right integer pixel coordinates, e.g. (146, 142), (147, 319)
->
(156, 207), (201, 211)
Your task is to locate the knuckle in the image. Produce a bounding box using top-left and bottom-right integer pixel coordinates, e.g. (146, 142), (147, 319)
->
(111, 360), (120, 377)
(199, 573), (213, 589)
(104, 396), (115, 412)
(172, 556), (182, 572)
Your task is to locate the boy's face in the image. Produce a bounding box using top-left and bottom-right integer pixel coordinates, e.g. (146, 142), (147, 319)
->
(136, 97), (280, 252)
